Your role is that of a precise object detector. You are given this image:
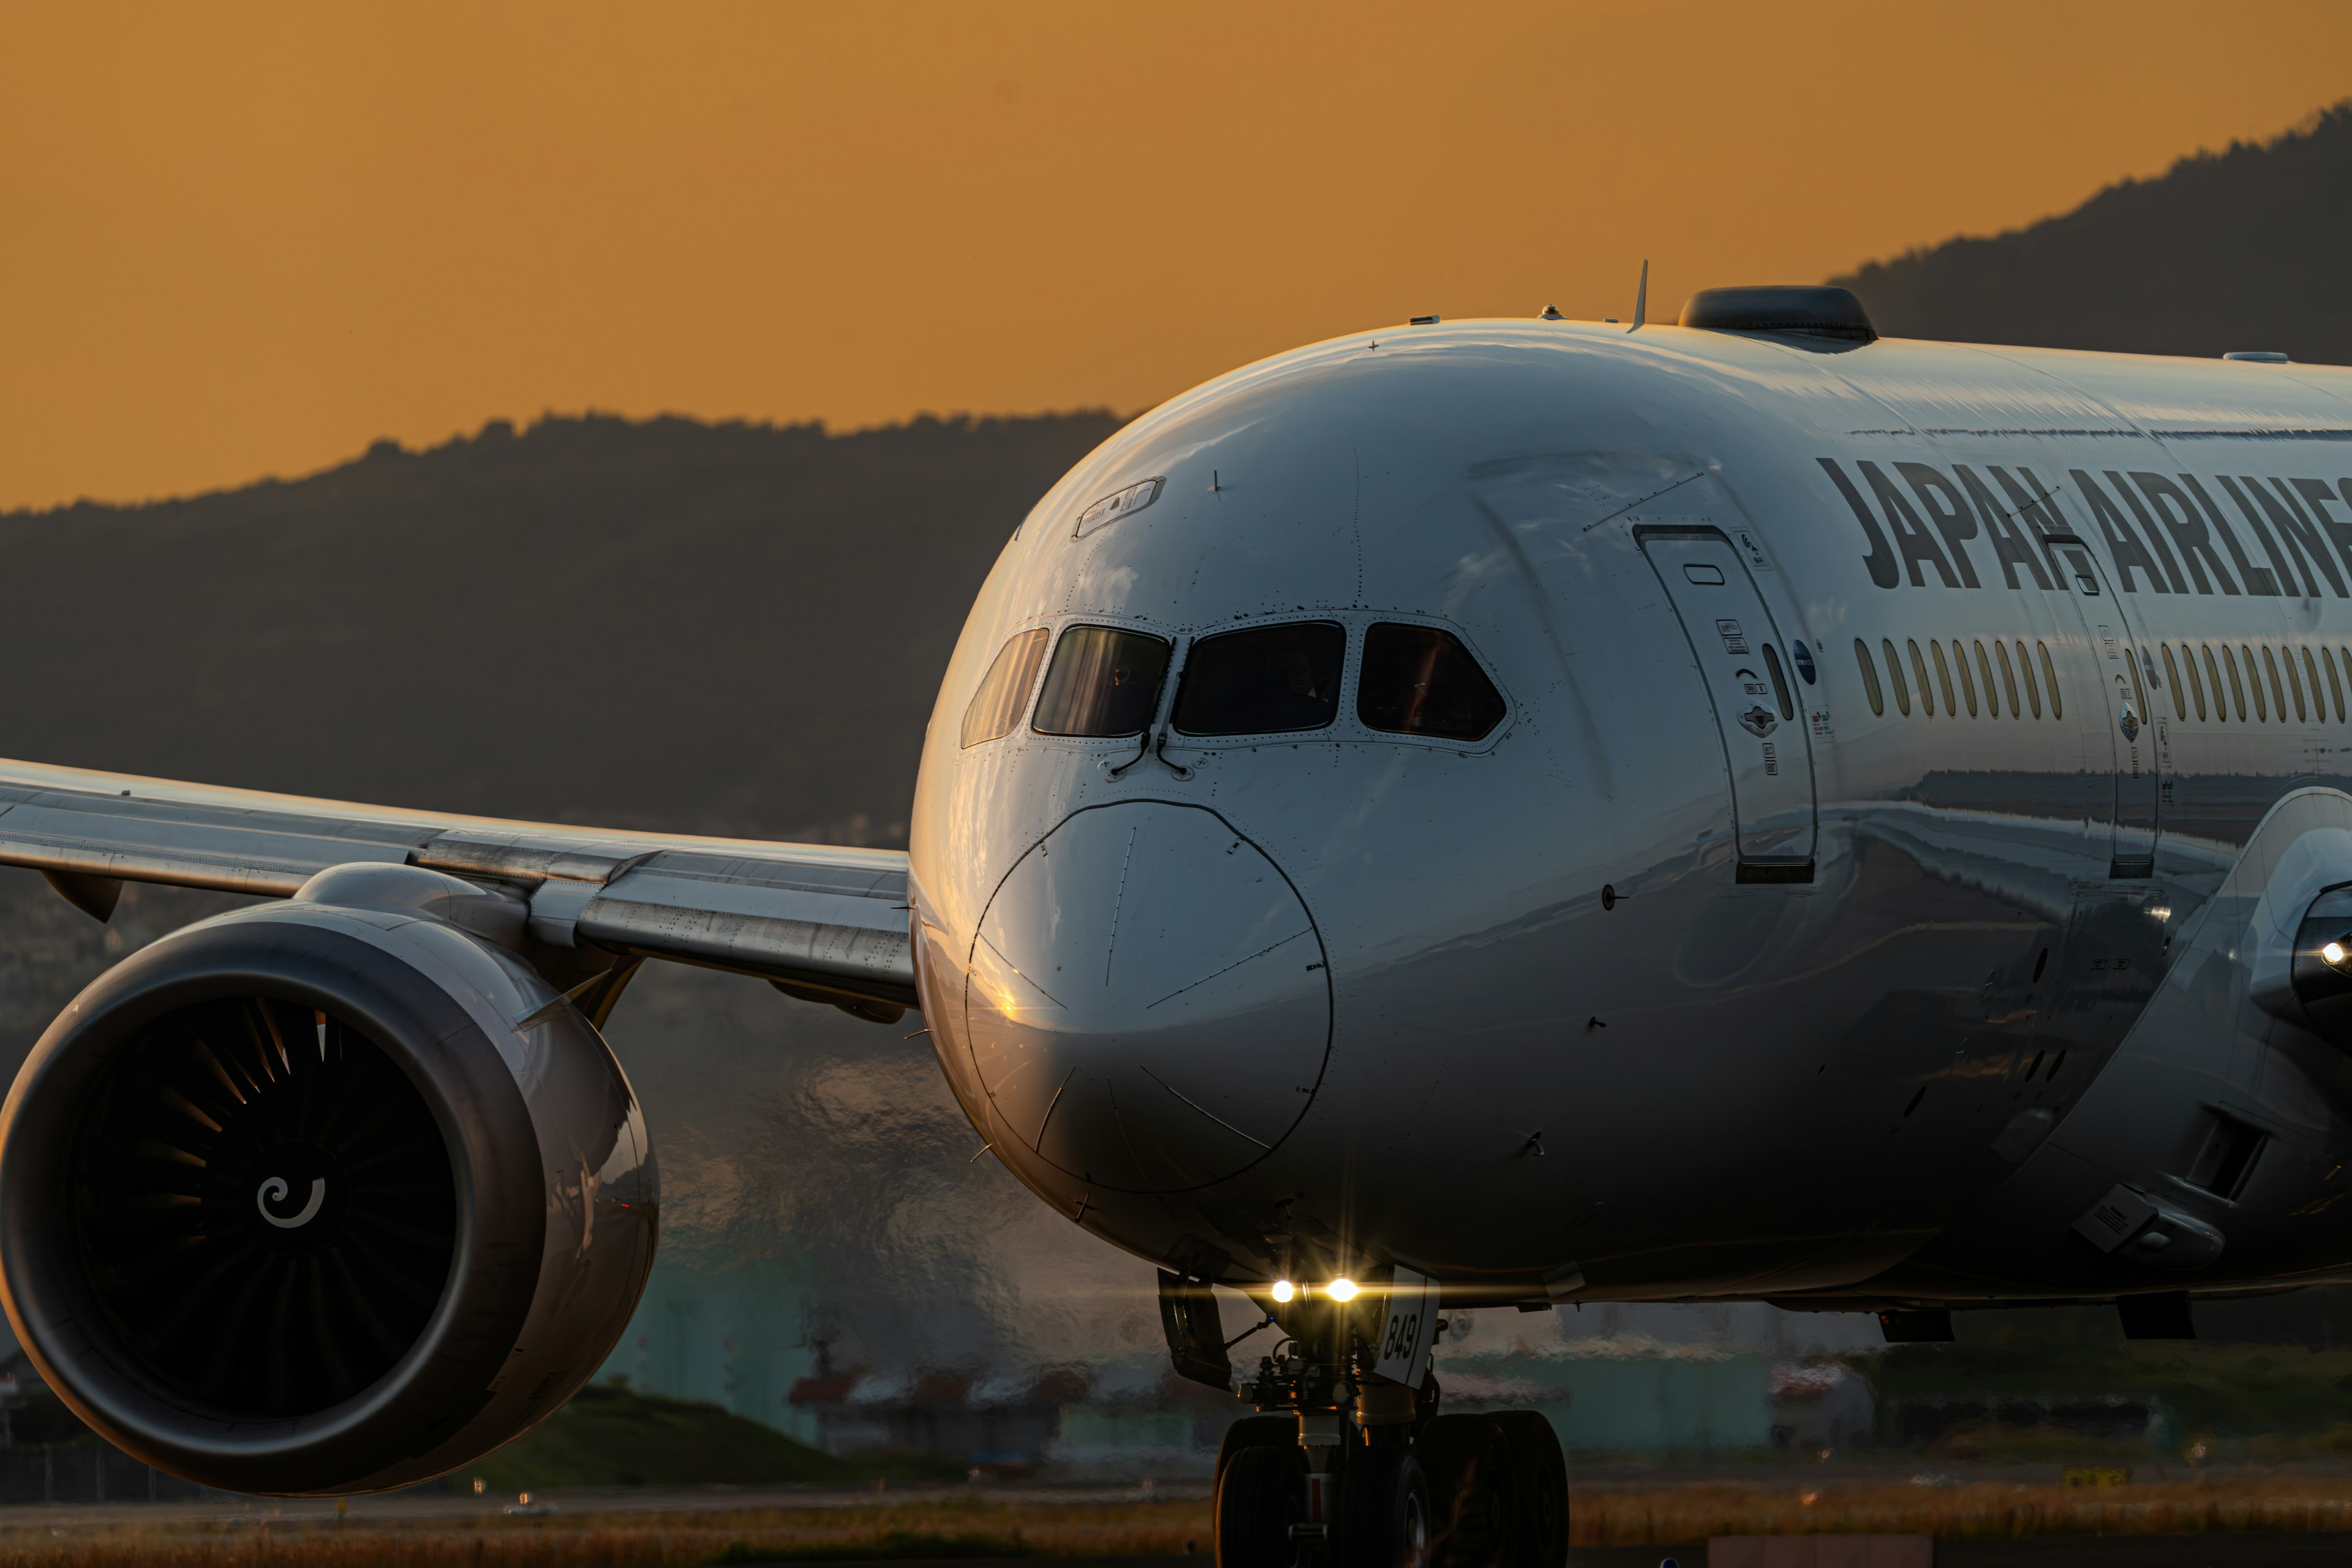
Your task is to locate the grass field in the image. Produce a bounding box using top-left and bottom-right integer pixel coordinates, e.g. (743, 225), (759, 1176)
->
(0, 1497), (1208, 1567)
(453, 1384), (964, 1494)
(8, 1477), (2352, 1565)
(1871, 1305), (2352, 1452)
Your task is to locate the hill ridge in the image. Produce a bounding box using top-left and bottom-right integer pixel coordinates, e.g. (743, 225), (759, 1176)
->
(2, 407), (1124, 524)
(1834, 101), (2352, 365)
(0, 407), (1126, 842)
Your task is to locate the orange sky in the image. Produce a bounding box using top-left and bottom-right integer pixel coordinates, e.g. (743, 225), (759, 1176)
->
(4, 1), (2348, 511)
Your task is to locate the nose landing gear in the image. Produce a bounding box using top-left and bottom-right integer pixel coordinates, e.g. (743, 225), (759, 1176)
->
(1342, 1447), (1433, 1568)
(1213, 1403), (1566, 1568)
(1214, 1433), (1308, 1568)
(1205, 1287), (1569, 1568)
(1215, 1415), (1438, 1568)
(1417, 1414), (1518, 1567)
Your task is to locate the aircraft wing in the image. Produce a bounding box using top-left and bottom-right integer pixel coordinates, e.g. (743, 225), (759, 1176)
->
(0, 758), (916, 1016)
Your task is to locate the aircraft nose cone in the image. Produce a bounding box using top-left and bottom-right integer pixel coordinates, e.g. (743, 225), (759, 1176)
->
(963, 802), (1329, 1193)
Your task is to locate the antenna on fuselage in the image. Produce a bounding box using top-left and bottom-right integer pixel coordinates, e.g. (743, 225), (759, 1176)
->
(1629, 258), (1648, 332)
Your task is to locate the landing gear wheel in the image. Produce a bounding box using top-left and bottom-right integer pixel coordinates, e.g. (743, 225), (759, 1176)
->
(1492, 1411), (1568, 1568)
(1343, 1448), (1433, 1568)
(1218, 1414), (1297, 1480)
(1416, 1412), (1520, 1568)
(1216, 1441), (1305, 1568)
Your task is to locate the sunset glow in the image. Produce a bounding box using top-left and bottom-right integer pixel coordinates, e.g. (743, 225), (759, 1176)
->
(4, 0), (2348, 510)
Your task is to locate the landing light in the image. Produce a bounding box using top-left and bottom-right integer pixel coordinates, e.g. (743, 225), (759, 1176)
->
(1326, 1278), (1360, 1302)
(2327, 941), (2349, 967)
(1270, 1279), (1295, 1303)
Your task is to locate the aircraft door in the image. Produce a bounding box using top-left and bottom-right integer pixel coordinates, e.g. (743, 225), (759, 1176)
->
(1639, 528), (1817, 878)
(2041, 532), (2163, 876)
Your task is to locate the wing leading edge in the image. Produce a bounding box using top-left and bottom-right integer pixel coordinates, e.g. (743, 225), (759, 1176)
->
(0, 759), (916, 1012)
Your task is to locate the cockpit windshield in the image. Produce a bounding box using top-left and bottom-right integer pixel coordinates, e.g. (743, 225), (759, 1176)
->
(960, 628), (1050, 747)
(1358, 623), (1506, 741)
(1031, 625), (1171, 737)
(1172, 622), (1345, 736)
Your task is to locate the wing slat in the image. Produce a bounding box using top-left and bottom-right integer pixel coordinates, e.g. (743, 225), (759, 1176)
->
(0, 760), (917, 1011)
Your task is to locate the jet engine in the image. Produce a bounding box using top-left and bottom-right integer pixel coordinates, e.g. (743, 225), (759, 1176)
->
(0, 862), (657, 1496)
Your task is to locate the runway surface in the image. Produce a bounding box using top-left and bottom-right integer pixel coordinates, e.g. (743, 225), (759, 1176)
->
(1568, 1537), (2352, 1566)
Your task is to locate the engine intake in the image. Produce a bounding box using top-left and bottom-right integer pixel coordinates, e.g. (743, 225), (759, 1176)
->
(78, 994), (458, 1418)
(0, 863), (658, 1495)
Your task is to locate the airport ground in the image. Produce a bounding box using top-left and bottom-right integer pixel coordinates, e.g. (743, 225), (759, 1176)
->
(3, 1472), (2352, 1566)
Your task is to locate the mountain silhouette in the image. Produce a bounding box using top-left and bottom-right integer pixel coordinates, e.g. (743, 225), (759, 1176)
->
(1835, 102), (2352, 366)
(0, 410), (1120, 846)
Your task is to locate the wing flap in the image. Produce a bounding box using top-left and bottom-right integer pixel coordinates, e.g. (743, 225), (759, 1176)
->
(578, 885), (916, 1006)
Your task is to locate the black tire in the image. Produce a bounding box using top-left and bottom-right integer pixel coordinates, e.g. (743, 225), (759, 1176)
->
(1217, 1413), (1296, 1487)
(1343, 1447), (1433, 1568)
(1415, 1412), (1520, 1568)
(1216, 1441), (1305, 1568)
(1491, 1411), (1567, 1568)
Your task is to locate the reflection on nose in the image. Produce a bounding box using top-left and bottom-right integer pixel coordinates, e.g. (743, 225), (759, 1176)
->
(963, 802), (1329, 1193)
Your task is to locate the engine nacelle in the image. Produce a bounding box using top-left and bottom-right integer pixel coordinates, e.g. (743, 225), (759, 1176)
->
(0, 862), (657, 1495)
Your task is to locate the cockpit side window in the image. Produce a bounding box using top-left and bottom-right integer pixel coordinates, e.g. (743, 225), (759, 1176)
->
(1357, 624), (1506, 741)
(960, 628), (1050, 747)
(1172, 622), (1346, 736)
(1031, 625), (1172, 737)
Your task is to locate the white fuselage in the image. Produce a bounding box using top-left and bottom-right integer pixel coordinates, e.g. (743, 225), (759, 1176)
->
(905, 318), (2352, 1310)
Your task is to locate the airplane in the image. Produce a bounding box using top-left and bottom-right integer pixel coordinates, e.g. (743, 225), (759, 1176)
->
(3, 281), (2352, 1566)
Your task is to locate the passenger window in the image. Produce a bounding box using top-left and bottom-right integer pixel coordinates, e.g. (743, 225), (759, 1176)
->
(962, 628), (1050, 748)
(1880, 638), (1911, 716)
(2305, 648), (2331, 723)
(2330, 647), (2348, 722)
(2247, 644), (2272, 721)
(2160, 646), (2186, 720)
(1762, 644), (1796, 722)
(1357, 624), (1506, 741)
(2013, 640), (2040, 718)
(1907, 639), (1936, 717)
(1994, 641), (2020, 718)
(2037, 642), (2064, 720)
(1951, 639), (1978, 717)
(2186, 644), (2207, 722)
(1973, 641), (2000, 719)
(2270, 647), (2291, 721)
(1853, 639), (1885, 718)
(1032, 625), (1172, 737)
(2220, 645), (2247, 721)
(2284, 646), (2308, 722)
(1931, 641), (1956, 716)
(1172, 622), (1346, 736)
